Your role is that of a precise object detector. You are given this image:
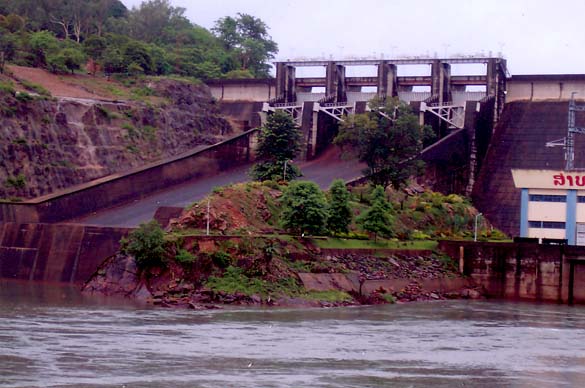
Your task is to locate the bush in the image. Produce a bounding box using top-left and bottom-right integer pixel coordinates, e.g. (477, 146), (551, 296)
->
(211, 250), (232, 268)
(121, 220), (166, 269)
(175, 249), (196, 265)
(4, 174), (26, 189)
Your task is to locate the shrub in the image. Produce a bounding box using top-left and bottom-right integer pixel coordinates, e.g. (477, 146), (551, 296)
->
(121, 220), (166, 269)
(15, 92), (33, 102)
(211, 250), (232, 268)
(175, 249), (196, 265)
(4, 174), (26, 189)
(0, 80), (15, 95)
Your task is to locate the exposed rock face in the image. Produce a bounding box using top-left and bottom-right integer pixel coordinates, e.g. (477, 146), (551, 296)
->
(0, 80), (232, 199)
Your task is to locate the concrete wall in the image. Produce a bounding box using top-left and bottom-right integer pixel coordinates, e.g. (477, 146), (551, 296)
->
(0, 129), (258, 224)
(438, 240), (585, 304)
(0, 222), (129, 284)
(207, 79), (276, 102)
(508, 76), (585, 101)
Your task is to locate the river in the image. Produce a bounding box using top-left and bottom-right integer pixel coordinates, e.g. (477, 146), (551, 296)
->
(2, 280), (585, 388)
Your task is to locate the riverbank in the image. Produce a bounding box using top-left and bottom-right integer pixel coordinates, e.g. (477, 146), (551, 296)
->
(82, 240), (484, 309)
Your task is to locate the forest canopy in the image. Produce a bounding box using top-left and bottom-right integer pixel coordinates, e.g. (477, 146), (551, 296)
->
(0, 0), (278, 78)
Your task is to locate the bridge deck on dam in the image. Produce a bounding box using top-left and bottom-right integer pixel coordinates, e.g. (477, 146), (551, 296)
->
(472, 100), (585, 236)
(74, 147), (365, 228)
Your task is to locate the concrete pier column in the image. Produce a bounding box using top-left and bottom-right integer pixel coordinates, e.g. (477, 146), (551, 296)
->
(377, 61), (397, 99)
(325, 62), (346, 103)
(487, 58), (507, 121)
(275, 63), (296, 103)
(431, 60), (451, 104)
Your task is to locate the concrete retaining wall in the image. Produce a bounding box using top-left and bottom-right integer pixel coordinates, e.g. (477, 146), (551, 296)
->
(0, 222), (129, 284)
(0, 129), (258, 224)
(298, 272), (470, 294)
(438, 240), (585, 304)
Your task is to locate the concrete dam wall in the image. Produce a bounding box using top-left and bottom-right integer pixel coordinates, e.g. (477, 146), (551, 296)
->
(0, 222), (129, 284)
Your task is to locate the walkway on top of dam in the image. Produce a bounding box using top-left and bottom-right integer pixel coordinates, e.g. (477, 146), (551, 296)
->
(73, 147), (365, 228)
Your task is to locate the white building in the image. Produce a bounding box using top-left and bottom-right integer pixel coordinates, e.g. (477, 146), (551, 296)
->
(512, 169), (585, 245)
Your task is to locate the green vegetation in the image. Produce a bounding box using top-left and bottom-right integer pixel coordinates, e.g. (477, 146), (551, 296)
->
(175, 248), (196, 265)
(250, 111), (302, 182)
(0, 79), (14, 94)
(205, 266), (301, 298)
(0, 0), (277, 79)
(19, 79), (50, 96)
(327, 179), (352, 234)
(4, 173), (26, 189)
(280, 181), (329, 235)
(121, 220), (166, 269)
(335, 97), (435, 189)
(312, 238), (438, 250)
(301, 290), (353, 303)
(357, 186), (394, 240)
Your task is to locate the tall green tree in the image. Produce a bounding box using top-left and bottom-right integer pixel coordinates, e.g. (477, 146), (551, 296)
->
(357, 190), (393, 241)
(213, 13), (278, 77)
(335, 97), (434, 189)
(280, 181), (329, 236)
(327, 179), (352, 234)
(251, 111), (302, 181)
(126, 0), (189, 44)
(0, 27), (16, 73)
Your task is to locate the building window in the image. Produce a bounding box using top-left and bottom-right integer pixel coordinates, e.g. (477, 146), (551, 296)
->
(528, 221), (566, 229)
(529, 194), (566, 202)
(578, 196), (585, 203)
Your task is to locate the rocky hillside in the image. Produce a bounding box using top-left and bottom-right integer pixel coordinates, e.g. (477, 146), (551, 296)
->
(0, 72), (232, 200)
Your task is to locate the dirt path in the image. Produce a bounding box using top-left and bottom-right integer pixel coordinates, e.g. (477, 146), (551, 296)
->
(8, 65), (112, 99)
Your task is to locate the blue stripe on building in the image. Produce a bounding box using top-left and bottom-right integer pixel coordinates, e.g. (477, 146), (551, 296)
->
(520, 188), (529, 237)
(567, 189), (577, 245)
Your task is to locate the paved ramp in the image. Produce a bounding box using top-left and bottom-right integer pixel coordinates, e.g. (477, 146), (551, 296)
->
(76, 147), (365, 227)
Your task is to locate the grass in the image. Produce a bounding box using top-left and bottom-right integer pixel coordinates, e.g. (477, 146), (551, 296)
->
(312, 238), (438, 250)
(301, 290), (353, 302)
(205, 266), (302, 298)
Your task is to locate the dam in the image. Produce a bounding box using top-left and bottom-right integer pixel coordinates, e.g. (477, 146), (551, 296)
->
(3, 56), (585, 289)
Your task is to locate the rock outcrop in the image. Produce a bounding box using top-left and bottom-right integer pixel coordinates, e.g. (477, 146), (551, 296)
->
(0, 79), (232, 199)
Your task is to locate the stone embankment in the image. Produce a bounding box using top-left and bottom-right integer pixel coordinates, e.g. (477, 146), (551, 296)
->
(83, 249), (483, 309)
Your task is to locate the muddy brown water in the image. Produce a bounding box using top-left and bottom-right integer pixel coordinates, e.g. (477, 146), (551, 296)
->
(2, 279), (585, 387)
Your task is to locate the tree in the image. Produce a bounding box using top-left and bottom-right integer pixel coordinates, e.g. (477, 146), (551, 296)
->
(29, 30), (60, 67)
(121, 220), (166, 269)
(357, 192), (393, 241)
(280, 181), (329, 236)
(250, 111), (302, 181)
(335, 97), (434, 189)
(213, 13), (278, 77)
(327, 179), (352, 234)
(0, 28), (16, 73)
(369, 185), (392, 212)
(127, 0), (189, 44)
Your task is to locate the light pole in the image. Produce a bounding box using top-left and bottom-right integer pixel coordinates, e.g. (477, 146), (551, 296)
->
(206, 198), (210, 236)
(283, 160), (293, 181)
(474, 213), (483, 242)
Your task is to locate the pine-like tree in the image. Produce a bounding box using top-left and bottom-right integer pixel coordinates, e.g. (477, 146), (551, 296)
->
(251, 110), (302, 181)
(327, 179), (352, 234)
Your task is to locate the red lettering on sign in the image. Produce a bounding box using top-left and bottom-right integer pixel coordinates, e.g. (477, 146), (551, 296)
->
(554, 173), (566, 186)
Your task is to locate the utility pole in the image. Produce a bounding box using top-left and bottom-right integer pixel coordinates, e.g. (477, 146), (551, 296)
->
(546, 92), (585, 170)
(206, 198), (210, 236)
(474, 213), (482, 242)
